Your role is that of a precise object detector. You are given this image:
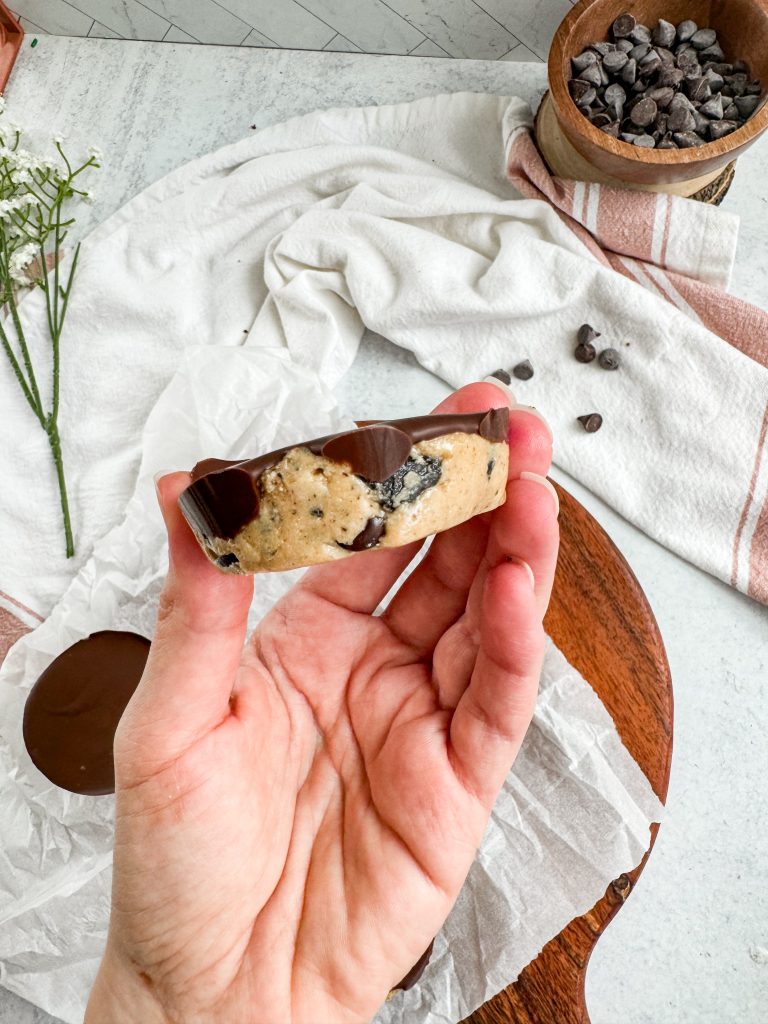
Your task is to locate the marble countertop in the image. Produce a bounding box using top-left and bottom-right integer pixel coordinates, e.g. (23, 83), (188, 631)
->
(3, 35), (767, 1024)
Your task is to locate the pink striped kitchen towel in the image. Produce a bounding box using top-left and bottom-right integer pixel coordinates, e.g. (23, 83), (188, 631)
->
(506, 125), (768, 603)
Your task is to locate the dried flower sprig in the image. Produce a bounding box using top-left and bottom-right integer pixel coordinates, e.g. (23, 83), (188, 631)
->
(0, 99), (100, 557)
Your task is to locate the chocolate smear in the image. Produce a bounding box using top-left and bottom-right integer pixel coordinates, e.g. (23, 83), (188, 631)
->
(23, 631), (150, 796)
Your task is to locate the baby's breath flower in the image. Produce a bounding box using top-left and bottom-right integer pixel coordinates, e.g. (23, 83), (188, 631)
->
(52, 133), (66, 145)
(87, 145), (103, 162)
(81, 190), (95, 204)
(8, 242), (37, 284)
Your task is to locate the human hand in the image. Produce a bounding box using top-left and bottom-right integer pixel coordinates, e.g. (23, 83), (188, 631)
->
(85, 381), (558, 1024)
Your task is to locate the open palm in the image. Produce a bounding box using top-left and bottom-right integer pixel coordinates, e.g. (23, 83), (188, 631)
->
(86, 382), (558, 1024)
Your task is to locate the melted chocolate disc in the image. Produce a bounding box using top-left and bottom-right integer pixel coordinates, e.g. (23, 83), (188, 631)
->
(22, 631), (150, 796)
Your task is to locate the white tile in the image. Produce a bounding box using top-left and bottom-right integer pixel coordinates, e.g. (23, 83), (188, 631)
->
(88, 21), (122, 39)
(218, 0), (335, 50)
(137, 0), (250, 45)
(14, 0), (92, 35)
(18, 16), (48, 35)
(499, 42), (544, 62)
(164, 25), (199, 43)
(383, 0), (518, 59)
(241, 27), (278, 47)
(474, 0), (570, 59)
(323, 33), (362, 53)
(409, 38), (449, 58)
(298, 0), (423, 54)
(61, 0), (168, 40)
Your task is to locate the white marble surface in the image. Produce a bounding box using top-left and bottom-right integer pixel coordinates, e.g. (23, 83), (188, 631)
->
(3, 35), (768, 1024)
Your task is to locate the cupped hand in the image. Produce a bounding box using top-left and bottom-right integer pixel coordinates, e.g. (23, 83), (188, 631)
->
(86, 382), (559, 1024)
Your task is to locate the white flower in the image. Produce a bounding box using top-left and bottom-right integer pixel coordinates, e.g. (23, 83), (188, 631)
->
(52, 133), (66, 146)
(12, 168), (31, 185)
(87, 145), (103, 162)
(8, 243), (37, 284)
(81, 190), (95, 204)
(7, 122), (22, 136)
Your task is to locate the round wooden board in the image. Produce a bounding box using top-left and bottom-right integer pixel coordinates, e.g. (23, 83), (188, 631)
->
(463, 483), (673, 1024)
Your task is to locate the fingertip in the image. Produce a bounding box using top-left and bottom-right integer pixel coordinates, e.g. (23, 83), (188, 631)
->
(432, 381), (513, 415)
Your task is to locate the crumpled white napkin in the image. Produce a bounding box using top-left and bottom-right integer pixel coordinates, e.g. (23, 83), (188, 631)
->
(0, 346), (662, 1024)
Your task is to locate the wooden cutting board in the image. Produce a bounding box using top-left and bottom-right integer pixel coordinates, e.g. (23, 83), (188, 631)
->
(465, 482), (673, 1024)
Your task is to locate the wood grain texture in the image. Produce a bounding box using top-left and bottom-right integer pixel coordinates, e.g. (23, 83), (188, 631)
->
(464, 483), (673, 1024)
(548, 0), (768, 184)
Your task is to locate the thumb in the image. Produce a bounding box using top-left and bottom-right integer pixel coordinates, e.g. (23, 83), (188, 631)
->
(122, 472), (254, 763)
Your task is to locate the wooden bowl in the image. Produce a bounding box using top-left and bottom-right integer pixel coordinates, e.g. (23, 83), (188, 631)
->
(546, 0), (768, 188)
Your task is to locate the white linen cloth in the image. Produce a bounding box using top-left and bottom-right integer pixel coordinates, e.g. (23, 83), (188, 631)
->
(1, 93), (765, 625)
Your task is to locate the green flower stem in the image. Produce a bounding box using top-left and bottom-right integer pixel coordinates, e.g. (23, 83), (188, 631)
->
(46, 416), (74, 558)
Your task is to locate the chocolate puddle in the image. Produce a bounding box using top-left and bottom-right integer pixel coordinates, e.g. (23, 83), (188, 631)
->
(23, 631), (150, 796)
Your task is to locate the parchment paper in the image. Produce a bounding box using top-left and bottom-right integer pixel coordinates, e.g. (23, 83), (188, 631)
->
(0, 346), (662, 1024)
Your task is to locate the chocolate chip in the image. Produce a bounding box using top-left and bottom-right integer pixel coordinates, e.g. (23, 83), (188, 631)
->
(577, 324), (600, 346)
(703, 69), (724, 92)
(657, 134), (678, 148)
(338, 516), (385, 551)
(490, 368), (512, 385)
(699, 44), (725, 63)
(672, 130), (703, 147)
(652, 19), (676, 48)
(621, 58), (637, 84)
(590, 41), (616, 57)
(668, 103), (696, 132)
(598, 347), (621, 370)
(629, 24), (651, 45)
(633, 133), (656, 147)
(575, 343), (596, 363)
(628, 41), (651, 62)
(309, 507), (324, 518)
(658, 66), (685, 87)
(612, 13), (636, 39)
(735, 93), (760, 116)
(603, 50), (629, 73)
(576, 85), (597, 108)
(600, 121), (621, 137)
(647, 85), (674, 108)
(699, 94), (724, 119)
(690, 28), (716, 50)
(572, 51), (599, 74)
(709, 119), (739, 139)
(486, 459), (495, 479)
(577, 413), (603, 433)
(615, 38), (633, 53)
(722, 101), (740, 120)
(676, 20), (697, 43)
(569, 78), (592, 102)
(685, 75), (711, 102)
(216, 552), (240, 567)
(629, 96), (657, 127)
(579, 64), (603, 87)
(512, 359), (534, 381)
(733, 59), (751, 75)
(604, 82), (627, 104)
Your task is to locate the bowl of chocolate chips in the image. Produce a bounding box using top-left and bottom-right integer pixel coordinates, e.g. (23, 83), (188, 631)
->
(539, 0), (768, 194)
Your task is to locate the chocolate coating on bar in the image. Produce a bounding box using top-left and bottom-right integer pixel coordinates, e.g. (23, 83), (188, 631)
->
(22, 631), (150, 796)
(181, 409), (509, 542)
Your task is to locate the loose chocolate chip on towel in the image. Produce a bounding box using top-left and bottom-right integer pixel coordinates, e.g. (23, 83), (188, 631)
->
(512, 359), (534, 381)
(598, 347), (621, 370)
(490, 368), (512, 385)
(577, 413), (603, 433)
(575, 343), (596, 363)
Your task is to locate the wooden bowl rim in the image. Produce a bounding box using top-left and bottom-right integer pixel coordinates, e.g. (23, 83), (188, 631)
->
(549, 0), (768, 166)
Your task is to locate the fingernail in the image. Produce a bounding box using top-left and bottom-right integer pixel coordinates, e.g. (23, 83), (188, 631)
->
(520, 471), (560, 516)
(511, 404), (554, 444)
(506, 556), (535, 588)
(482, 375), (517, 405)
